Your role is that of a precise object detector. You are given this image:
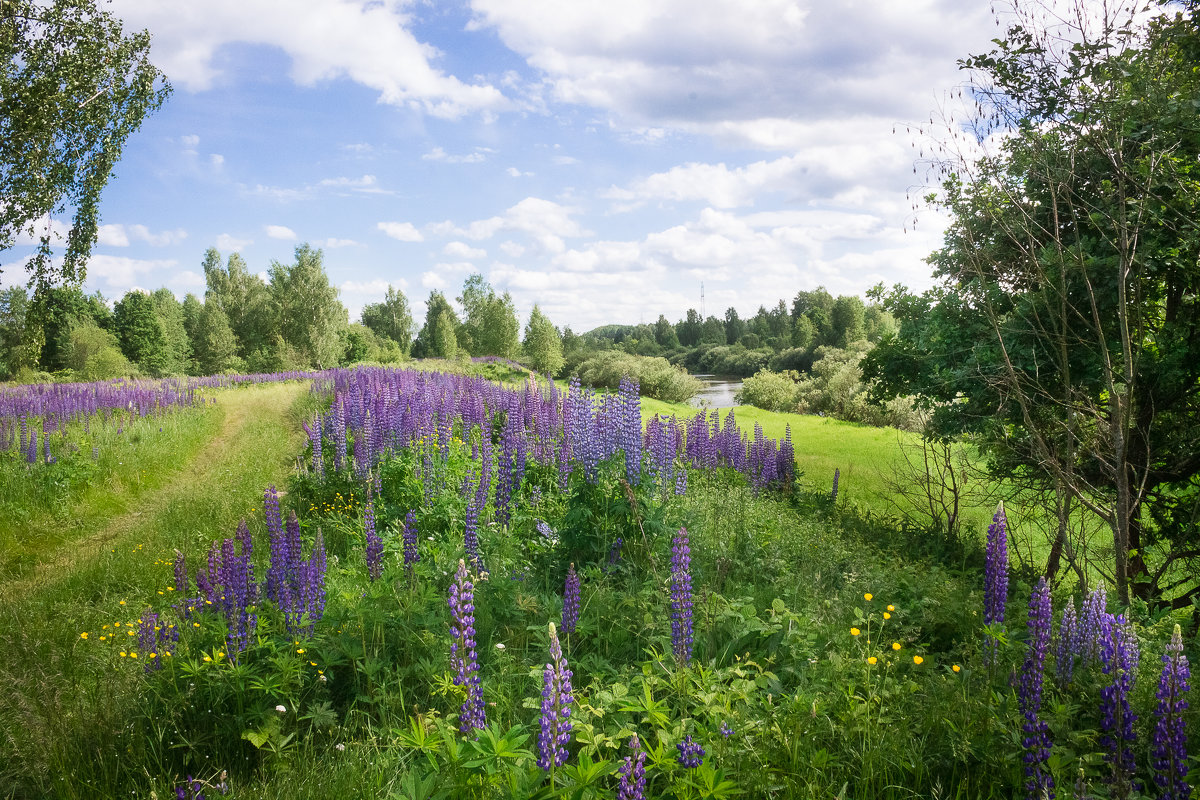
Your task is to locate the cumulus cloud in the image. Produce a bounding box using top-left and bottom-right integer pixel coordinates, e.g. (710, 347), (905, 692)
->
(110, 0), (509, 119)
(265, 224), (298, 240)
(320, 237), (360, 248)
(422, 146), (494, 164)
(85, 255), (179, 290)
(443, 241), (486, 259)
(469, 0), (994, 148)
(377, 221), (424, 242)
(436, 197), (587, 254)
(216, 233), (252, 251)
(98, 224), (189, 246)
(318, 174), (390, 194)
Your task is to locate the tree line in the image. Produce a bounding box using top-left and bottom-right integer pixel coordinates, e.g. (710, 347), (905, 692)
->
(0, 245), (569, 382)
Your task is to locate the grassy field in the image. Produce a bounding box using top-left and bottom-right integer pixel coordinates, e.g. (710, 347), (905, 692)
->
(0, 381), (312, 797)
(0, 367), (1173, 800)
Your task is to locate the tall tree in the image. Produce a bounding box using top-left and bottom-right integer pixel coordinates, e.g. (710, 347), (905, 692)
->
(865, 1), (1200, 607)
(831, 295), (866, 347)
(457, 273), (519, 357)
(267, 244), (347, 369)
(204, 248), (271, 358)
(150, 288), (190, 375)
(192, 302), (239, 375)
(676, 308), (702, 347)
(0, 286), (39, 378)
(523, 304), (565, 376)
(1, 0), (171, 290)
(413, 290), (460, 359)
(723, 307), (746, 345)
(113, 289), (167, 375)
(360, 285), (414, 354)
(653, 314), (680, 349)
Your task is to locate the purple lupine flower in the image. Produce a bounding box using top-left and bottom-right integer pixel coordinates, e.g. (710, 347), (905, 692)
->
(561, 563), (580, 636)
(1057, 597), (1078, 686)
(618, 734), (647, 800)
(402, 510), (420, 578)
(448, 559), (486, 734)
(1018, 577), (1055, 799)
(605, 538), (624, 572)
(670, 527), (694, 666)
(720, 721), (734, 738)
(537, 621), (574, 771)
(1153, 624), (1190, 800)
(174, 550), (189, 596)
(264, 486), (287, 603)
(1079, 585), (1109, 668)
(984, 502), (1008, 659)
(303, 414), (323, 477)
(1099, 613), (1139, 795)
(674, 466), (687, 496)
(464, 497), (482, 570)
(676, 735), (705, 768)
(365, 498), (382, 582)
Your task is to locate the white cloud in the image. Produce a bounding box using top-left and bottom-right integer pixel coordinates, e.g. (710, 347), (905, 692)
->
(216, 233), (252, 251)
(318, 174), (389, 194)
(499, 241), (525, 258)
(469, 0), (995, 148)
(438, 197), (587, 254)
(210, 153), (225, 167)
(320, 237), (360, 248)
(422, 146), (493, 164)
(341, 278), (400, 296)
(180, 134), (200, 148)
(377, 221), (424, 242)
(443, 241), (487, 259)
(551, 155), (579, 166)
(85, 255), (179, 290)
(111, 0), (509, 119)
(13, 215), (71, 246)
(99, 224), (188, 247)
(98, 224), (130, 247)
(265, 224), (298, 240)
(421, 271), (447, 289)
(506, 166), (533, 177)
(173, 270), (206, 289)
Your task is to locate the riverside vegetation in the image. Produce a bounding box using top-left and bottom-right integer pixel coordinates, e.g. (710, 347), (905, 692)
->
(0, 364), (1194, 800)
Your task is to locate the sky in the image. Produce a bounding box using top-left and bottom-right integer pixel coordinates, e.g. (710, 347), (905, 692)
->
(2, 0), (1004, 332)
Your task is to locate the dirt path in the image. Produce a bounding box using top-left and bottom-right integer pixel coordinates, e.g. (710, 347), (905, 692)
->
(0, 381), (309, 600)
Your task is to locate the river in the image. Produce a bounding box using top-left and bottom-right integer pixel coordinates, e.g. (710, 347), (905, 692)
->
(688, 374), (744, 409)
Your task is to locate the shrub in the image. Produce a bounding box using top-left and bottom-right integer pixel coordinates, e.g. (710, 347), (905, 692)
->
(573, 351), (700, 402)
(736, 369), (800, 412)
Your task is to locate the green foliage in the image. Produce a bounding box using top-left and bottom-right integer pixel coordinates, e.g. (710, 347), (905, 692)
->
(193, 302), (241, 375)
(0, 284), (40, 378)
(359, 285), (414, 355)
(413, 291), (460, 359)
(735, 369), (798, 413)
(522, 304), (564, 376)
(268, 244), (348, 369)
(150, 288), (191, 375)
(0, 0), (171, 290)
(113, 289), (168, 375)
(65, 319), (132, 380)
(204, 248), (273, 359)
(573, 350), (700, 402)
(458, 274), (520, 358)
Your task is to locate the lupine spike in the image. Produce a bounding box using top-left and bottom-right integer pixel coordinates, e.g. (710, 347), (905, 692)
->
(1153, 624), (1190, 800)
(670, 527), (694, 666)
(537, 621), (574, 771)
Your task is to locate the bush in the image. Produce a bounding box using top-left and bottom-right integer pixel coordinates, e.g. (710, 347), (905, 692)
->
(66, 322), (134, 381)
(736, 369), (800, 412)
(572, 351), (700, 402)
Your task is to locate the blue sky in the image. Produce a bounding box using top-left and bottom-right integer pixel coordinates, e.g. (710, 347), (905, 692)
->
(3, 0), (1002, 332)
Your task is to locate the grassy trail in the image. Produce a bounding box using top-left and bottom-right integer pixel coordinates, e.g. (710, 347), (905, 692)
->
(0, 381), (310, 602)
(0, 381), (313, 798)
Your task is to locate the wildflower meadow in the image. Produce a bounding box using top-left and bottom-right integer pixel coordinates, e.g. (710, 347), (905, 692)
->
(0, 365), (1196, 799)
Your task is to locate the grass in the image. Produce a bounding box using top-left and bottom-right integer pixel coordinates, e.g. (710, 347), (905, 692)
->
(0, 380), (312, 798)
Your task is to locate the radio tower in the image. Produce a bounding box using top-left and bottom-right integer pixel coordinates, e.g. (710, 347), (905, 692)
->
(700, 281), (705, 318)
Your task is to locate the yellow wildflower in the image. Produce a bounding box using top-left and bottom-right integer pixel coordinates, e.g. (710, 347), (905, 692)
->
(892, 642), (901, 651)
(80, 632), (88, 639)
(864, 593), (873, 601)
(850, 628), (861, 636)
(867, 656), (877, 665)
(913, 655), (924, 665)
